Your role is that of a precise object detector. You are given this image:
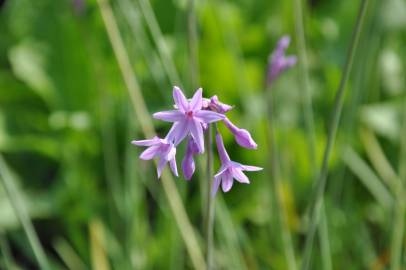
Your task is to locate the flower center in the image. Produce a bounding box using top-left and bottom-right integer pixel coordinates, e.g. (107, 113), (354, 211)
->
(186, 111), (193, 118)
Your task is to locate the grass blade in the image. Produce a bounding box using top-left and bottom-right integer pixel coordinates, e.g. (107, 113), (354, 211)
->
(342, 146), (394, 209)
(96, 0), (206, 268)
(300, 0), (370, 268)
(0, 155), (50, 270)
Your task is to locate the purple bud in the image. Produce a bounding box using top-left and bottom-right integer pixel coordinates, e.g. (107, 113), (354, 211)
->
(267, 35), (297, 86)
(209, 96), (233, 113)
(182, 137), (200, 180)
(223, 118), (257, 149)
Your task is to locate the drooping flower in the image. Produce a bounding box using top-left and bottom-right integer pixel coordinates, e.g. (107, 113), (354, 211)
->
(153, 86), (225, 153)
(267, 35), (297, 86)
(182, 137), (200, 180)
(212, 132), (262, 196)
(223, 117), (257, 149)
(131, 136), (178, 178)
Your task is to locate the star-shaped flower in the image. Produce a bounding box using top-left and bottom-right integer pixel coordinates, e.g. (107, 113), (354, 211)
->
(212, 132), (262, 196)
(131, 136), (178, 178)
(153, 86), (225, 153)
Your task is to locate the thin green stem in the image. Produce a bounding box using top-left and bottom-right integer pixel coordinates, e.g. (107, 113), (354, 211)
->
(205, 125), (215, 270)
(390, 89), (406, 270)
(265, 88), (297, 270)
(137, 0), (181, 86)
(300, 0), (370, 269)
(187, 0), (200, 88)
(293, 0), (317, 171)
(97, 0), (205, 269)
(0, 155), (50, 270)
(0, 234), (14, 270)
(292, 1), (332, 267)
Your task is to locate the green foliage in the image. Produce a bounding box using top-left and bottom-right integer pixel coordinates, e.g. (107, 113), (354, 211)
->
(0, 0), (405, 269)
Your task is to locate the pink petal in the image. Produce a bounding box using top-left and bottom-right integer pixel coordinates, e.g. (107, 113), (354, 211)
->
(211, 174), (222, 197)
(157, 158), (167, 178)
(195, 110), (225, 124)
(189, 88), (203, 112)
(164, 144), (176, 161)
(214, 165), (228, 178)
(169, 158), (178, 177)
(221, 172), (233, 192)
(173, 86), (188, 112)
(232, 168), (250, 183)
(139, 145), (159, 160)
(131, 136), (159, 146)
(190, 120), (204, 153)
(182, 154), (195, 180)
(171, 120), (190, 145)
(242, 165), (263, 171)
(215, 133), (231, 164)
(153, 110), (184, 122)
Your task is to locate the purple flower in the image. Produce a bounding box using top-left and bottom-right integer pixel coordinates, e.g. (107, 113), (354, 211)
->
(182, 137), (200, 180)
(212, 132), (262, 196)
(131, 136), (178, 178)
(223, 117), (257, 149)
(153, 86), (225, 153)
(267, 35), (297, 86)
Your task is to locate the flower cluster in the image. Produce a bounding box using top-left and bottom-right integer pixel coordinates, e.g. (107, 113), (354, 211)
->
(132, 86), (262, 195)
(267, 35), (297, 86)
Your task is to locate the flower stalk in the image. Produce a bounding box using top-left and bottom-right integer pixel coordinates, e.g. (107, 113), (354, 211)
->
(300, 0), (370, 269)
(205, 124), (215, 270)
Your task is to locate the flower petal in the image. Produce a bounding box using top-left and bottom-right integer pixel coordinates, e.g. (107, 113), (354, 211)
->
(211, 174), (222, 197)
(284, 56), (297, 68)
(242, 165), (263, 171)
(139, 145), (159, 160)
(153, 110), (184, 122)
(189, 88), (203, 112)
(215, 132), (231, 164)
(182, 138), (198, 180)
(169, 158), (178, 177)
(232, 168), (250, 183)
(157, 158), (167, 178)
(171, 120), (190, 145)
(182, 155), (195, 180)
(190, 120), (204, 153)
(164, 144), (176, 161)
(131, 136), (159, 146)
(221, 171), (234, 192)
(173, 86), (188, 112)
(214, 165), (228, 178)
(195, 110), (225, 124)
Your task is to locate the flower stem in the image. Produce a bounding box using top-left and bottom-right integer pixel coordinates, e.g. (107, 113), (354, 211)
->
(265, 88), (297, 270)
(292, 0), (332, 268)
(390, 88), (406, 270)
(300, 0), (370, 269)
(205, 124), (215, 270)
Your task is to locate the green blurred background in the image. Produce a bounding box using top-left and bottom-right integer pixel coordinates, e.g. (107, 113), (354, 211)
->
(0, 0), (405, 269)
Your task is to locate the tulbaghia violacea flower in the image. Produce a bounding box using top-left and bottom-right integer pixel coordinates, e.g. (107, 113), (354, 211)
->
(267, 35), (297, 86)
(182, 137), (200, 180)
(153, 87), (225, 153)
(223, 117), (258, 149)
(212, 132), (262, 196)
(131, 136), (178, 178)
(132, 85), (261, 188)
